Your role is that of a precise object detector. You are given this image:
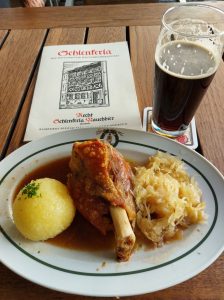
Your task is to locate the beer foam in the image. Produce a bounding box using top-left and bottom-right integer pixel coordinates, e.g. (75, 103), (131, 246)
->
(155, 40), (219, 80)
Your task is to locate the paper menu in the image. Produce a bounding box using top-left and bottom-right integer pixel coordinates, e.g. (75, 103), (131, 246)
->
(24, 42), (142, 141)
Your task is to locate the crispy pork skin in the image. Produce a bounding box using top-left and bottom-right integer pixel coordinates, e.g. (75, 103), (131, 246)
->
(68, 140), (136, 219)
(67, 139), (136, 261)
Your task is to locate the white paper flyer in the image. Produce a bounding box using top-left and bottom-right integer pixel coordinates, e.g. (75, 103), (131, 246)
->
(24, 42), (142, 141)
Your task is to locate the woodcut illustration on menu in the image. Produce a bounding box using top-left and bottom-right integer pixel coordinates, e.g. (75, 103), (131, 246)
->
(60, 61), (109, 109)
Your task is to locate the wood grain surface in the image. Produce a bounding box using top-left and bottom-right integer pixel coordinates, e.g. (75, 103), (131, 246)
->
(0, 30), (8, 47)
(6, 27), (87, 155)
(0, 4), (224, 299)
(196, 62), (224, 174)
(45, 27), (86, 46)
(0, 4), (173, 29)
(0, 2), (223, 30)
(0, 29), (47, 159)
(0, 250), (223, 300)
(87, 26), (126, 43)
(130, 25), (160, 116)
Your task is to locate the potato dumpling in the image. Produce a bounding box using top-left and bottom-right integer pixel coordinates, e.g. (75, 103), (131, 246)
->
(13, 178), (75, 241)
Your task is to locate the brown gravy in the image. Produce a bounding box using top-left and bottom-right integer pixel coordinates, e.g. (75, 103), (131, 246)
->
(14, 157), (180, 252)
(14, 157), (116, 251)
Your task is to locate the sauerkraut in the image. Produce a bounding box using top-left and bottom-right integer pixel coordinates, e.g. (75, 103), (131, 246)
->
(133, 151), (206, 246)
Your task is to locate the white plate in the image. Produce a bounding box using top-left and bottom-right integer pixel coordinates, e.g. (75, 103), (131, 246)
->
(0, 128), (224, 296)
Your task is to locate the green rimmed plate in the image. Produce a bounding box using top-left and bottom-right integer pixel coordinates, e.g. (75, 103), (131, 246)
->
(0, 128), (223, 296)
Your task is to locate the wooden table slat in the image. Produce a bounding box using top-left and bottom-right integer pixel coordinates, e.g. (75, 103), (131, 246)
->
(130, 25), (160, 116)
(0, 29), (47, 159)
(0, 4), (172, 29)
(6, 27), (87, 155)
(45, 27), (86, 46)
(5, 70), (38, 156)
(87, 26), (126, 43)
(196, 61), (224, 174)
(0, 30), (8, 48)
(0, 2), (223, 30)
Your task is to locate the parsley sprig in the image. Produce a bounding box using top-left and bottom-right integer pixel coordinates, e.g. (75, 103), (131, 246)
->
(22, 181), (40, 198)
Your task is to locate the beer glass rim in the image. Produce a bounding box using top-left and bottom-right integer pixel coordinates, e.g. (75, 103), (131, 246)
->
(162, 4), (224, 38)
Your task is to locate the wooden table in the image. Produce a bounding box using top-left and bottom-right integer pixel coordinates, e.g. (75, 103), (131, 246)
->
(0, 2), (224, 299)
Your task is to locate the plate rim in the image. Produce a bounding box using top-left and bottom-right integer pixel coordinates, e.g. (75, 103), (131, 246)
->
(0, 128), (224, 296)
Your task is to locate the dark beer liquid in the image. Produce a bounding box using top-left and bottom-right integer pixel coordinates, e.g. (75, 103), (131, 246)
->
(152, 41), (218, 133)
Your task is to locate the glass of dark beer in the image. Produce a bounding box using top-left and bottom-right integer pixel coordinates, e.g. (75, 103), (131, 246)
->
(151, 4), (224, 138)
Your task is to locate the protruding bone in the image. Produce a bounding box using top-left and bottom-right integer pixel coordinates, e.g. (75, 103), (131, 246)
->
(110, 206), (136, 262)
